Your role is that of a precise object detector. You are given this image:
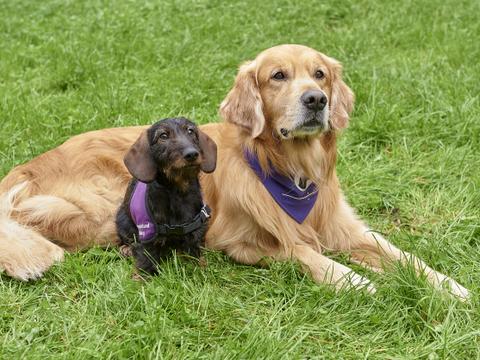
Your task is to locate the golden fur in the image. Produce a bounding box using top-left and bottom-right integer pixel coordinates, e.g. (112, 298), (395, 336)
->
(0, 45), (469, 300)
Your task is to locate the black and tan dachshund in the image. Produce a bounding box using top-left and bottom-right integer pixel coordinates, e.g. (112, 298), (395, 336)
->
(116, 117), (217, 274)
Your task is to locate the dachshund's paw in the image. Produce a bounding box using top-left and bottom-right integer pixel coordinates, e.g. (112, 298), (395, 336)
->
(119, 245), (133, 257)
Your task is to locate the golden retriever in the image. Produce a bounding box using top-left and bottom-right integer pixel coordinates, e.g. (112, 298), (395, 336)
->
(0, 45), (469, 300)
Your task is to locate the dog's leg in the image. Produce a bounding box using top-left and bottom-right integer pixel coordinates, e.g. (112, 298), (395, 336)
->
(208, 213), (375, 293)
(221, 235), (375, 293)
(132, 243), (160, 275)
(291, 244), (376, 293)
(349, 229), (469, 300)
(15, 193), (118, 251)
(327, 200), (469, 300)
(206, 213), (273, 265)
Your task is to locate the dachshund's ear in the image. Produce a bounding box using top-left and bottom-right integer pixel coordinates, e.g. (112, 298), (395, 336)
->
(198, 130), (217, 173)
(124, 131), (157, 182)
(322, 55), (355, 130)
(220, 61), (265, 138)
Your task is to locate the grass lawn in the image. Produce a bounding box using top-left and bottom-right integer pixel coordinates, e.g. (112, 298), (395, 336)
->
(1, 0), (480, 358)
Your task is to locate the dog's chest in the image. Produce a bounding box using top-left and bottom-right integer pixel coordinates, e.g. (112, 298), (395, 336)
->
(150, 188), (202, 225)
(149, 189), (206, 249)
(128, 180), (204, 243)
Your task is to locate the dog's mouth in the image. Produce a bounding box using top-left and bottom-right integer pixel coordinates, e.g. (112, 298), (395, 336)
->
(279, 111), (328, 139)
(165, 158), (201, 175)
(163, 161), (201, 191)
(175, 163), (201, 172)
(299, 117), (324, 131)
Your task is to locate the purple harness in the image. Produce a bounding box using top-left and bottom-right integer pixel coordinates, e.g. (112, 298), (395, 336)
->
(129, 181), (211, 242)
(244, 150), (318, 224)
(129, 182), (157, 241)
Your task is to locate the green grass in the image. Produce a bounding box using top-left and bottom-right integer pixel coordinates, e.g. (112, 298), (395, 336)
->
(1, 0), (480, 358)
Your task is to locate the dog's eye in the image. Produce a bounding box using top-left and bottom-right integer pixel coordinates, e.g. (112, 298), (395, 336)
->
(159, 132), (168, 140)
(187, 127), (195, 135)
(315, 70), (325, 80)
(272, 71), (286, 80)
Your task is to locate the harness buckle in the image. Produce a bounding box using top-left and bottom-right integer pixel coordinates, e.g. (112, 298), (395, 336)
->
(201, 205), (211, 220)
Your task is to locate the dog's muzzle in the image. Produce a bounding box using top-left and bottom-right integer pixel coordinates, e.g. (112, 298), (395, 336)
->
(294, 94), (329, 136)
(279, 90), (329, 139)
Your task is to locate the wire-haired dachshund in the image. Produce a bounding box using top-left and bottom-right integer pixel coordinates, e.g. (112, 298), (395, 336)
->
(116, 117), (217, 274)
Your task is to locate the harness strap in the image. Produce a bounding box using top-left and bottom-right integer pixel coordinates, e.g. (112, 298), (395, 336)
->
(130, 181), (211, 243)
(156, 204), (211, 236)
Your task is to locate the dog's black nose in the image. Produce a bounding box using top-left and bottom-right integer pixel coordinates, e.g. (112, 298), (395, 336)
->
(183, 149), (199, 162)
(301, 90), (327, 111)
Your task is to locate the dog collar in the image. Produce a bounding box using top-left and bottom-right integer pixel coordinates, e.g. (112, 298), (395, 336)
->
(129, 181), (211, 243)
(244, 149), (318, 224)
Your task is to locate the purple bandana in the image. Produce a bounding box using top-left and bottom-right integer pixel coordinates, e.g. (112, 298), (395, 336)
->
(244, 150), (318, 224)
(129, 181), (156, 242)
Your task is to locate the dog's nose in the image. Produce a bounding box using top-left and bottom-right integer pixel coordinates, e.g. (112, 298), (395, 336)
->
(183, 149), (199, 162)
(301, 90), (327, 111)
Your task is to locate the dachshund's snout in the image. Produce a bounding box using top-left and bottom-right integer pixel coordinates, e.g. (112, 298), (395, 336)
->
(183, 149), (199, 163)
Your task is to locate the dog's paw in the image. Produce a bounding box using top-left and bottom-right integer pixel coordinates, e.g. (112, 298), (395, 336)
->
(199, 256), (207, 268)
(132, 271), (147, 282)
(427, 270), (470, 302)
(342, 272), (376, 294)
(119, 245), (133, 257)
(445, 278), (470, 302)
(352, 274), (377, 294)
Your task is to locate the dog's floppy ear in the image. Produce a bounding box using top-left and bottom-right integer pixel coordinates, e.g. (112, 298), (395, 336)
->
(323, 55), (355, 130)
(124, 131), (157, 182)
(198, 130), (217, 173)
(220, 61), (265, 138)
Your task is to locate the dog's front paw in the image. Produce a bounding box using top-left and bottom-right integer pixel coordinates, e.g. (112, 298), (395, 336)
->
(119, 244), (133, 257)
(131, 271), (147, 282)
(445, 278), (470, 302)
(199, 256), (207, 268)
(351, 273), (377, 294)
(427, 270), (470, 301)
(340, 272), (376, 294)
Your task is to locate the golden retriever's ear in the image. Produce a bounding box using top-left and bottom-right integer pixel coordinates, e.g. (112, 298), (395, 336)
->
(323, 55), (355, 130)
(198, 130), (217, 173)
(220, 61), (265, 138)
(124, 131), (157, 183)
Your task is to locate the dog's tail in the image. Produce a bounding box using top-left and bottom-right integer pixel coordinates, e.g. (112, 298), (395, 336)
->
(0, 182), (26, 217)
(0, 182), (64, 280)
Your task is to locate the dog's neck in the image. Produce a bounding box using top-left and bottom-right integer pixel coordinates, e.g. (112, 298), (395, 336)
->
(157, 169), (200, 193)
(244, 130), (338, 186)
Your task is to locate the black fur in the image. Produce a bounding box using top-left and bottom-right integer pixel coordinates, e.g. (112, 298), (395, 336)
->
(116, 117), (210, 274)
